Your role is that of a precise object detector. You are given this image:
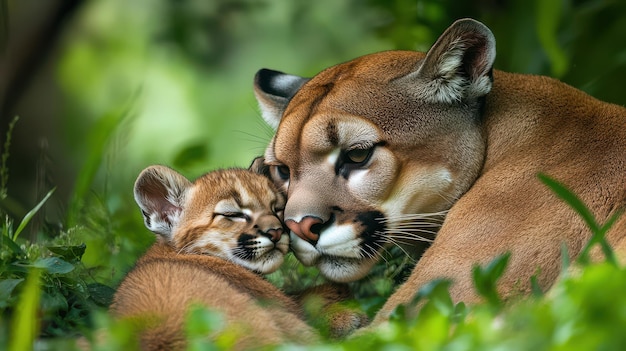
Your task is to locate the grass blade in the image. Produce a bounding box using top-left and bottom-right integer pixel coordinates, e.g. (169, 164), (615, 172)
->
(1, 116), (19, 200)
(12, 187), (56, 241)
(537, 174), (599, 233)
(8, 268), (42, 351)
(538, 173), (619, 265)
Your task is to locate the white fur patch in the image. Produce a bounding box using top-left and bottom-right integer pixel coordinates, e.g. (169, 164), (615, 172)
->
(382, 167), (454, 218)
(317, 256), (377, 283)
(348, 169), (369, 189)
(290, 233), (321, 266)
(259, 105), (282, 130)
(326, 148), (341, 166)
(145, 210), (180, 237)
(316, 224), (363, 258)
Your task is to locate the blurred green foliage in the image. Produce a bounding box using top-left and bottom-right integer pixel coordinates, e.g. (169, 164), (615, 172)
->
(1, 0), (626, 349)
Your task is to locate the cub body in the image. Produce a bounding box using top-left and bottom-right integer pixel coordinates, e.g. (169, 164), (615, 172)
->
(253, 18), (626, 325)
(110, 166), (317, 350)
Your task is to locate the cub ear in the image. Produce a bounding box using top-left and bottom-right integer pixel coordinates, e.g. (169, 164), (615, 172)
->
(253, 68), (309, 130)
(411, 18), (496, 104)
(248, 156), (271, 179)
(133, 165), (192, 239)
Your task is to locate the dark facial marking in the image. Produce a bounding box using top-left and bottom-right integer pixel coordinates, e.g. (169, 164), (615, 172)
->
(327, 120), (339, 146)
(236, 233), (257, 260)
(356, 211), (386, 257)
(229, 190), (243, 208)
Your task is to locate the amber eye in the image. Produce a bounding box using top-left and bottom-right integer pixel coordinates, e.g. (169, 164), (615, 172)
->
(345, 148), (372, 164)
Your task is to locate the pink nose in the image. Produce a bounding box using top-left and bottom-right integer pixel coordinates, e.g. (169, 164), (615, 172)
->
(264, 228), (283, 243)
(285, 216), (322, 243)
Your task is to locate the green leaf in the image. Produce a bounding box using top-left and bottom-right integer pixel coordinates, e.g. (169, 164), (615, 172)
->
(410, 278), (452, 307)
(2, 233), (26, 257)
(87, 283), (116, 307)
(185, 304), (224, 337)
(12, 187), (56, 241)
(452, 302), (467, 324)
(30, 257), (75, 274)
(0, 278), (24, 307)
(472, 252), (511, 307)
(530, 275), (543, 298)
(40, 290), (69, 312)
(47, 244), (87, 262)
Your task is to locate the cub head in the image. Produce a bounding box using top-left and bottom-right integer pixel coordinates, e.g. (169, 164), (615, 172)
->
(253, 19), (496, 282)
(133, 165), (288, 274)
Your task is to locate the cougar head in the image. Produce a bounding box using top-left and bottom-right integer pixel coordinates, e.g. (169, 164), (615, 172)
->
(253, 19), (496, 282)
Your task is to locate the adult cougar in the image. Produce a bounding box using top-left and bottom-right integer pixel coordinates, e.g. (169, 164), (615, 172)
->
(253, 18), (626, 326)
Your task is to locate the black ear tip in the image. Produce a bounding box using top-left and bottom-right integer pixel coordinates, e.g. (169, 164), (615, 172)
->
(254, 68), (283, 95)
(255, 68), (284, 82)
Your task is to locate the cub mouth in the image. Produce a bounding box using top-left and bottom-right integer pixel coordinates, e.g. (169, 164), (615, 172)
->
(236, 244), (287, 274)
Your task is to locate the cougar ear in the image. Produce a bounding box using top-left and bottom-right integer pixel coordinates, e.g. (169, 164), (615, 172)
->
(133, 165), (192, 239)
(411, 18), (496, 104)
(254, 68), (309, 130)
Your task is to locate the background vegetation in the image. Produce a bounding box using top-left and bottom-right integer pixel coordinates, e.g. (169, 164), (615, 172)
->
(1, 0), (625, 349)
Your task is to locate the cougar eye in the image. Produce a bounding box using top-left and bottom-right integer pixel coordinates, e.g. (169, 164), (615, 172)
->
(336, 146), (378, 178)
(345, 148), (373, 165)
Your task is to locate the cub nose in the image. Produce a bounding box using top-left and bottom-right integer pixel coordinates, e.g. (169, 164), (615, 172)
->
(261, 227), (284, 243)
(285, 216), (323, 244)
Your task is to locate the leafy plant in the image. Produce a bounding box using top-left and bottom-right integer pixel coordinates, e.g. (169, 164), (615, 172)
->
(0, 120), (115, 347)
(472, 252), (511, 309)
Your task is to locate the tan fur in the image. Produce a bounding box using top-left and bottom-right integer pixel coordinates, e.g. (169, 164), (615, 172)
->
(110, 166), (318, 350)
(253, 18), (626, 327)
(111, 243), (317, 350)
(378, 70), (626, 322)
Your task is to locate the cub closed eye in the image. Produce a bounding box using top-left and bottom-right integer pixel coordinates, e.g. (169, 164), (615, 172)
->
(217, 212), (249, 221)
